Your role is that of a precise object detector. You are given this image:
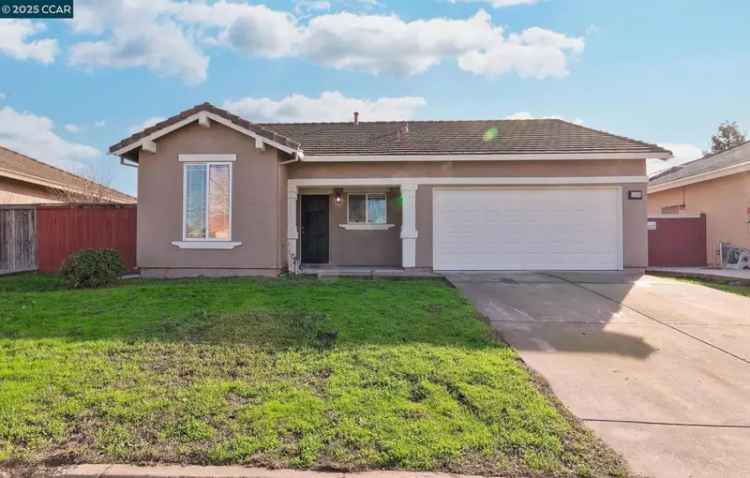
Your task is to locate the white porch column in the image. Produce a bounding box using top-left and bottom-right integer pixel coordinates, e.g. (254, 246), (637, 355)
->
(287, 187), (299, 273)
(400, 183), (419, 268)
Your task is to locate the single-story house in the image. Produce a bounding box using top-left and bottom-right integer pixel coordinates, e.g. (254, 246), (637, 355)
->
(0, 145), (135, 205)
(109, 103), (671, 278)
(648, 141), (750, 266)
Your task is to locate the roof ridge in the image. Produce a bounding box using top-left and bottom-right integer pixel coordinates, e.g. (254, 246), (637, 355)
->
(258, 118), (556, 126)
(0, 145), (135, 201)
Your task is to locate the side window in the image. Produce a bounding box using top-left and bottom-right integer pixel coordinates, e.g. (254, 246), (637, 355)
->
(183, 163), (232, 240)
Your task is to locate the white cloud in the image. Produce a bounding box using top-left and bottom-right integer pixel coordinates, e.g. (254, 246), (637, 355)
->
(453, 0), (541, 7)
(294, 1), (332, 16)
(505, 111), (584, 124)
(66, 2), (582, 82)
(0, 20), (58, 64)
(64, 123), (82, 133)
(0, 105), (100, 171)
(223, 91), (426, 122)
(94, 120), (106, 128)
(69, 0), (208, 84)
(128, 116), (166, 134)
(458, 26), (584, 78)
(648, 143), (703, 176)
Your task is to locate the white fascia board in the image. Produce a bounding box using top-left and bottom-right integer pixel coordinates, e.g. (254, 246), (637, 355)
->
(110, 111), (300, 157)
(289, 176), (648, 188)
(648, 161), (750, 193)
(302, 152), (672, 162)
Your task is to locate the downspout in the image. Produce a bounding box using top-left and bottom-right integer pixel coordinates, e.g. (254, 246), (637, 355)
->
(279, 148), (304, 165)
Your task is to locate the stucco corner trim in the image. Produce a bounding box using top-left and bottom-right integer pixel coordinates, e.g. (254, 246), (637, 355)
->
(339, 224), (396, 231)
(171, 241), (242, 250)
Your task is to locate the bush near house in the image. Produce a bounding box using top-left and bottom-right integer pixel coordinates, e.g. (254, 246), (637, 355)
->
(0, 274), (629, 477)
(59, 249), (126, 288)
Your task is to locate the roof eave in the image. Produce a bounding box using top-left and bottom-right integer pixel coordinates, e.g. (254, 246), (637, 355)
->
(110, 110), (302, 159)
(302, 151), (673, 162)
(648, 160), (750, 193)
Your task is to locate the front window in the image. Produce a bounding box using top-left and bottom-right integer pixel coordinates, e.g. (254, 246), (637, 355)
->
(348, 193), (387, 224)
(184, 163), (231, 240)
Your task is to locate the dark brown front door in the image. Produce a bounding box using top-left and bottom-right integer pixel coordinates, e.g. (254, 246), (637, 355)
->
(301, 195), (329, 264)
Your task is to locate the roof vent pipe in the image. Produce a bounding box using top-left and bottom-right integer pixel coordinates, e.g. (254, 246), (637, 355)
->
(353, 111), (359, 125)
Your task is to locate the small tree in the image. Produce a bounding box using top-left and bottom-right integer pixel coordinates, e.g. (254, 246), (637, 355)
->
(709, 121), (746, 154)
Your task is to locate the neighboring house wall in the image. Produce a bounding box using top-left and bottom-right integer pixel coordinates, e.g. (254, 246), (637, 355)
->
(137, 122), (285, 277)
(648, 173), (750, 265)
(0, 176), (63, 204)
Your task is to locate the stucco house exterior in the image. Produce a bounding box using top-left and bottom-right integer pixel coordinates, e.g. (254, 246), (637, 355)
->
(648, 141), (750, 266)
(0, 145), (135, 205)
(110, 103), (671, 278)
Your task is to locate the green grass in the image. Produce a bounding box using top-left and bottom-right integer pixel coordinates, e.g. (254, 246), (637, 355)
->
(681, 278), (750, 298)
(0, 273), (627, 477)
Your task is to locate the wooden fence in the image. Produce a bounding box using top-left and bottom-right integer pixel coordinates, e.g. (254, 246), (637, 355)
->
(0, 204), (136, 275)
(0, 207), (37, 275)
(648, 214), (707, 267)
(36, 205), (137, 272)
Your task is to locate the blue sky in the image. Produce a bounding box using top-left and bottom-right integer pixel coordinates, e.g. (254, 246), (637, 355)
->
(1, 0), (749, 196)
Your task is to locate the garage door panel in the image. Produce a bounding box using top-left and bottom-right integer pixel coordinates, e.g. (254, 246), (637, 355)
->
(434, 188), (621, 270)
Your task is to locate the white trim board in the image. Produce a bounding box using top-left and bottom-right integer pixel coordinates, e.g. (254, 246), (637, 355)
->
(179, 154), (236, 162)
(303, 152), (671, 162)
(289, 176), (648, 190)
(648, 161), (750, 193)
(171, 241), (242, 249)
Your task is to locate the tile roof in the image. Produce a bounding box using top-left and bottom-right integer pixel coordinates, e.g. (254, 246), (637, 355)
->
(649, 141), (750, 186)
(111, 102), (671, 158)
(109, 103), (301, 155)
(260, 119), (670, 157)
(0, 145), (136, 204)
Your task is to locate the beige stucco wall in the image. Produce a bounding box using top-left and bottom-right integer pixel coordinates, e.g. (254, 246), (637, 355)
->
(287, 159), (648, 269)
(137, 122), (285, 276)
(136, 120), (649, 276)
(648, 173), (750, 265)
(0, 177), (63, 204)
(288, 159), (645, 179)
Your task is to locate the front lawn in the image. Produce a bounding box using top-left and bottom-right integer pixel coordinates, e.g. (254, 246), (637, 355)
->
(0, 274), (627, 477)
(680, 278), (750, 298)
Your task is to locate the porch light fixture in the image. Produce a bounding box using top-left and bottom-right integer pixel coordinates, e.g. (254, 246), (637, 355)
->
(335, 189), (343, 204)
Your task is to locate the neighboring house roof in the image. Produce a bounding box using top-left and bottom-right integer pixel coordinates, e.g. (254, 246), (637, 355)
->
(649, 141), (750, 193)
(110, 102), (672, 161)
(0, 145), (136, 204)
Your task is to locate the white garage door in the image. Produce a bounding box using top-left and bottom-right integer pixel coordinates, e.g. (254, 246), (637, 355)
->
(433, 187), (622, 271)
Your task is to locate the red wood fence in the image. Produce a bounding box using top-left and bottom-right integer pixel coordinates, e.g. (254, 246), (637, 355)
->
(648, 214), (707, 267)
(36, 205), (137, 272)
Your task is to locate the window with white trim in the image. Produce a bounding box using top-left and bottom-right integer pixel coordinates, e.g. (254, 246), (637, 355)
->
(183, 163), (232, 240)
(347, 193), (387, 224)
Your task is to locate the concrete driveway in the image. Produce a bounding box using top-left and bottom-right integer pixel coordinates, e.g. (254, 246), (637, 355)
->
(446, 271), (750, 478)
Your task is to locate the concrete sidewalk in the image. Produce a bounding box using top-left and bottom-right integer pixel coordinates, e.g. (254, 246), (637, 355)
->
(647, 266), (750, 284)
(37, 464), (498, 478)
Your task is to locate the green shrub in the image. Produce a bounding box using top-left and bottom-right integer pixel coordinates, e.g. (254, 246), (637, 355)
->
(60, 249), (126, 288)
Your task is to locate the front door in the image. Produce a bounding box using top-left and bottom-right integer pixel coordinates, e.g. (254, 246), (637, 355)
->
(301, 195), (329, 264)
